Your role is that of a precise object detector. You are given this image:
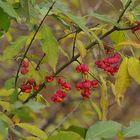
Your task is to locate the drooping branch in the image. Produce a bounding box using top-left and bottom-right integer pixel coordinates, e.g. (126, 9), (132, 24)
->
(23, 0), (133, 103)
(14, 1), (56, 88)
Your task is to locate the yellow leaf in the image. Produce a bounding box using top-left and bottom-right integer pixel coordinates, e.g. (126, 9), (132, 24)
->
(115, 57), (131, 105)
(0, 100), (10, 111)
(90, 100), (102, 120)
(0, 89), (14, 96)
(76, 40), (87, 58)
(26, 136), (40, 140)
(16, 123), (48, 139)
(100, 76), (108, 120)
(128, 57), (140, 84)
(12, 115), (20, 124)
(36, 95), (50, 106)
(0, 112), (13, 125)
(18, 93), (30, 101)
(117, 40), (140, 50)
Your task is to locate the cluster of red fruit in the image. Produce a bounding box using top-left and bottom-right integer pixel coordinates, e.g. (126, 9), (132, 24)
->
(95, 53), (121, 75)
(21, 59), (29, 75)
(76, 64), (99, 99)
(76, 64), (89, 75)
(131, 21), (140, 33)
(45, 76), (72, 103)
(20, 79), (39, 93)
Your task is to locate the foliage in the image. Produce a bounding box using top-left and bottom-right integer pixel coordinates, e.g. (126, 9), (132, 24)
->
(0, 0), (140, 139)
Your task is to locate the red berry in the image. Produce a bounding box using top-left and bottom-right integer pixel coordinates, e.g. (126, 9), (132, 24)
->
(57, 78), (66, 85)
(21, 68), (29, 75)
(51, 90), (67, 103)
(22, 60), (29, 68)
(81, 89), (91, 99)
(27, 79), (35, 85)
(76, 82), (83, 90)
(62, 83), (71, 91)
(91, 80), (98, 88)
(82, 80), (91, 89)
(25, 89), (31, 93)
(45, 76), (54, 82)
(76, 64), (89, 74)
(34, 86), (39, 91)
(51, 95), (63, 103)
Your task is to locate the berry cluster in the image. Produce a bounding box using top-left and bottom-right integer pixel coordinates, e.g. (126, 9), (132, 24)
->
(76, 80), (98, 99)
(20, 79), (39, 93)
(21, 59), (29, 75)
(95, 53), (121, 75)
(45, 76), (71, 103)
(76, 64), (89, 75)
(76, 64), (98, 99)
(51, 90), (66, 103)
(131, 21), (140, 33)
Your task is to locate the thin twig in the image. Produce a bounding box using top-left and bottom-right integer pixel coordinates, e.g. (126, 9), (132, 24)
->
(48, 101), (82, 136)
(14, 1), (56, 88)
(57, 30), (76, 41)
(117, 0), (132, 23)
(23, 0), (133, 103)
(35, 53), (46, 70)
(57, 23), (99, 41)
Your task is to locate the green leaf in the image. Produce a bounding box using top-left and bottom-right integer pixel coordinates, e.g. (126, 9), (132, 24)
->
(128, 57), (140, 84)
(115, 57), (131, 105)
(41, 26), (59, 72)
(0, 1), (18, 19)
(10, 88), (19, 103)
(19, 0), (30, 20)
(65, 13), (90, 36)
(86, 121), (121, 140)
(48, 131), (84, 140)
(64, 126), (87, 138)
(4, 77), (15, 89)
(16, 123), (48, 139)
(90, 12), (116, 25)
(0, 8), (10, 32)
(10, 127), (26, 140)
(120, 0), (129, 8)
(123, 121), (140, 137)
(12, 107), (32, 122)
(0, 119), (9, 140)
(110, 31), (126, 45)
(27, 61), (42, 82)
(25, 100), (46, 112)
(2, 36), (28, 60)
